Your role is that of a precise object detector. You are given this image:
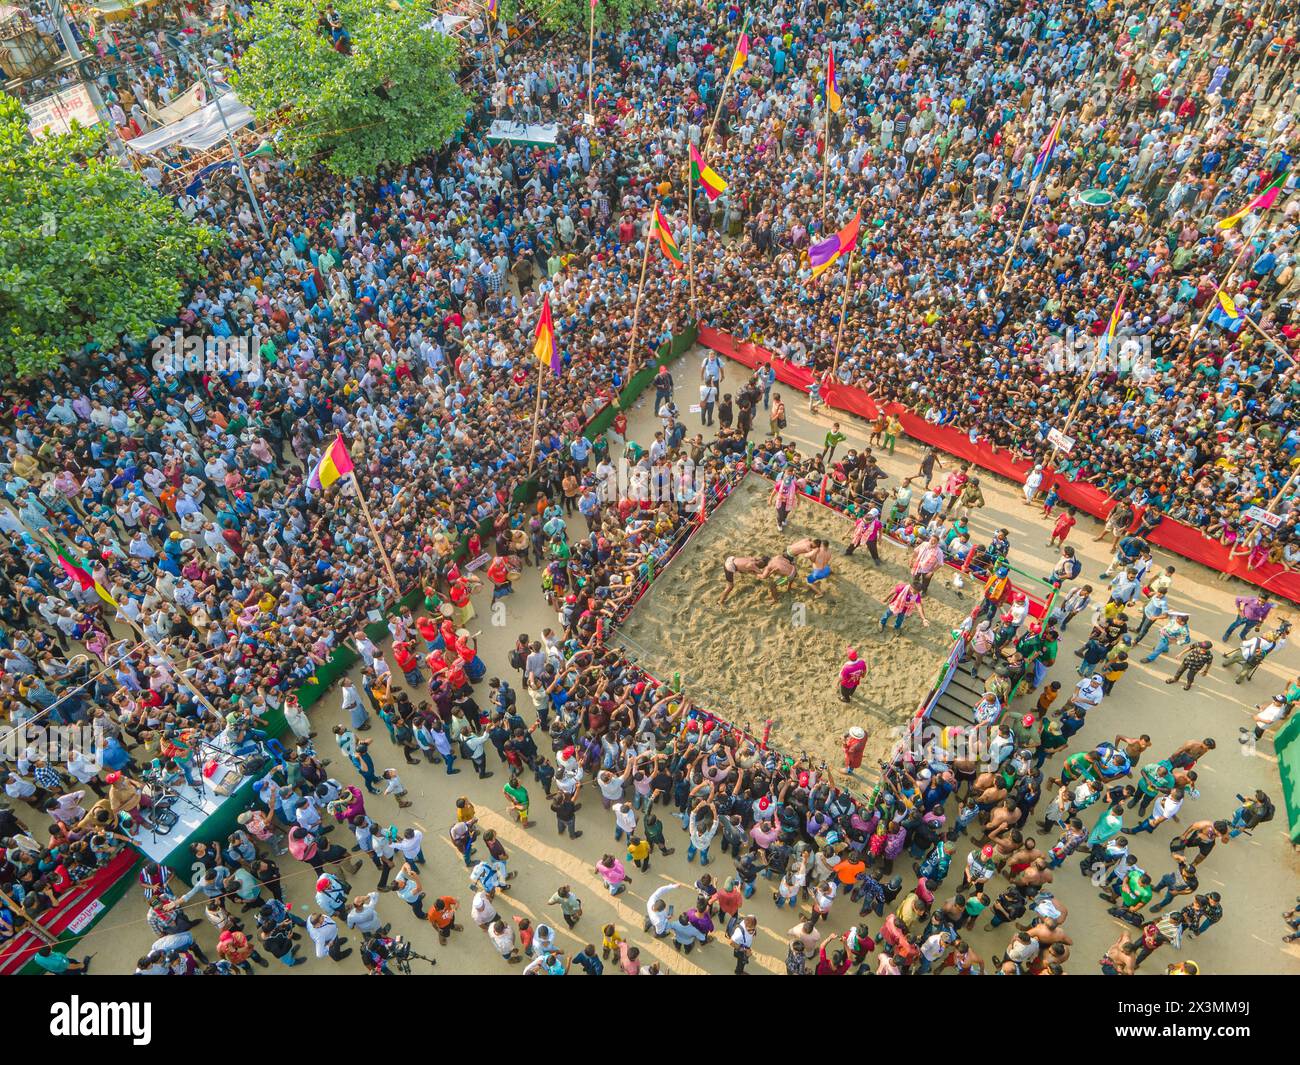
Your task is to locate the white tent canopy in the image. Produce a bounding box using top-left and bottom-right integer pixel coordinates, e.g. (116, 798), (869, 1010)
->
(126, 92), (253, 155)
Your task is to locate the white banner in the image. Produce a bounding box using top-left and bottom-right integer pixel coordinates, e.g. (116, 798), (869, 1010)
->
(1244, 505), (1284, 529)
(25, 84), (100, 139)
(150, 81), (207, 126)
(486, 119), (559, 146)
(1046, 427), (1075, 454)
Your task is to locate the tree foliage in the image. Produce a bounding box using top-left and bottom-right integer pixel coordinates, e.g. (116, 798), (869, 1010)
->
(233, 0), (470, 176)
(524, 0), (658, 33)
(0, 95), (219, 380)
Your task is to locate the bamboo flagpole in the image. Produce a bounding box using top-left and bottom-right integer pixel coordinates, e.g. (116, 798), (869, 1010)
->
(130, 621), (225, 721)
(1227, 462), (1300, 562)
(997, 111), (1063, 292)
(44, 533), (228, 720)
(348, 469), (401, 596)
(996, 174), (1041, 293)
(1043, 287), (1126, 486)
(686, 145), (697, 317)
(1188, 241), (1251, 344)
(820, 78), (831, 227)
(585, 0), (597, 122)
(830, 245), (856, 377)
(705, 13), (751, 155)
(527, 356), (546, 474)
(527, 294), (558, 473)
(483, 0), (500, 87)
(1240, 311), (1296, 366)
(626, 199), (659, 387)
(1062, 287), (1126, 434)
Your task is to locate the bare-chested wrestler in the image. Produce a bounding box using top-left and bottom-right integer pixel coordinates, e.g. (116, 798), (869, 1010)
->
(805, 539), (833, 599)
(719, 554), (770, 606)
(759, 552), (798, 603)
(787, 537), (818, 558)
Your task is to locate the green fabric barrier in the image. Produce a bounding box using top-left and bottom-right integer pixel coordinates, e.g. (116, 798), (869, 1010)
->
(293, 586), (425, 710)
(1274, 712), (1300, 843)
(584, 323), (699, 442)
(294, 645), (361, 710)
(162, 776), (261, 878)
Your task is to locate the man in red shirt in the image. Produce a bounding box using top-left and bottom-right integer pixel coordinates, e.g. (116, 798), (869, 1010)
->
(1049, 506), (1077, 548)
(487, 556), (513, 601)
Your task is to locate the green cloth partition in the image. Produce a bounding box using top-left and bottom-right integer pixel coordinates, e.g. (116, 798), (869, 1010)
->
(1274, 712), (1300, 843)
(584, 323), (699, 442)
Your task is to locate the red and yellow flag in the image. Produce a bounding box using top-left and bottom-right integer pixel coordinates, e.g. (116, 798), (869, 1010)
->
(1217, 172), (1288, 230)
(652, 205), (685, 268)
(689, 144), (727, 201)
(730, 32), (750, 75)
(534, 294), (561, 375)
(826, 48), (842, 113)
(309, 434), (354, 491)
(51, 541), (118, 608)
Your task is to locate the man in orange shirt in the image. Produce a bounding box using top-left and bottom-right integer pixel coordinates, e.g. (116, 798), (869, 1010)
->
(834, 853), (866, 889)
(428, 895), (461, 945)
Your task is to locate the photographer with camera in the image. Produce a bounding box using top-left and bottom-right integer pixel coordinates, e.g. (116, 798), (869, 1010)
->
(361, 932), (436, 975)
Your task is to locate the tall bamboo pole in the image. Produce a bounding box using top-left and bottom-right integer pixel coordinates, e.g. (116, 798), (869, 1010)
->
(127, 620), (225, 722)
(585, 0), (596, 121)
(1188, 240), (1251, 344)
(1061, 289), (1125, 434)
(482, 0), (499, 87)
(820, 80), (832, 227)
(348, 469), (401, 595)
(1044, 287), (1124, 486)
(997, 169), (1043, 293)
(1240, 311), (1295, 365)
(0, 887), (57, 944)
(830, 246), (856, 376)
(1228, 462), (1300, 562)
(705, 13), (750, 155)
(686, 145), (698, 317)
(527, 356), (546, 474)
(626, 199), (659, 387)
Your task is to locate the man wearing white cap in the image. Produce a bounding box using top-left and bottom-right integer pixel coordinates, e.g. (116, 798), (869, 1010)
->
(1241, 694), (1289, 745)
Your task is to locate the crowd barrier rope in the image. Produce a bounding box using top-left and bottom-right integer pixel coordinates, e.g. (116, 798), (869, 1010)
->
(697, 326), (1300, 604)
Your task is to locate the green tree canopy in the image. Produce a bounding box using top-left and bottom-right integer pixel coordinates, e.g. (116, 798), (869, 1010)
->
(521, 0), (657, 32)
(233, 0), (470, 177)
(0, 95), (219, 380)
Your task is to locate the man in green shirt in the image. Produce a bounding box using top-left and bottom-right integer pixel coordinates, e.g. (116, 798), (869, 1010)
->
(1106, 869), (1153, 925)
(821, 422), (847, 461)
(1086, 803), (1126, 852)
(503, 776), (531, 826)
(1132, 759), (1174, 818)
(33, 947), (89, 974)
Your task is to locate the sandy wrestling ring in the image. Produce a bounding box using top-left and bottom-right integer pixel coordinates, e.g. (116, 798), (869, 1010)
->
(615, 475), (968, 773)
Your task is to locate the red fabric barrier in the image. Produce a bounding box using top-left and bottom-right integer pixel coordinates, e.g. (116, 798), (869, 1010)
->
(699, 326), (1300, 604)
(696, 326), (880, 420)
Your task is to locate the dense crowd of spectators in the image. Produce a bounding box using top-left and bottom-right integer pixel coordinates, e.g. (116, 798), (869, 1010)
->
(0, 0), (1295, 972)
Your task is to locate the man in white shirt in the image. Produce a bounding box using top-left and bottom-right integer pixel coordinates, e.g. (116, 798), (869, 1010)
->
(307, 913), (350, 961)
(730, 914), (758, 974)
(1132, 788), (1184, 834)
(395, 827), (424, 868)
(645, 882), (677, 937)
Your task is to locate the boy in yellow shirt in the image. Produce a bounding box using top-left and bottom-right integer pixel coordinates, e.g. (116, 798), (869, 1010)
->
(600, 923), (624, 961)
